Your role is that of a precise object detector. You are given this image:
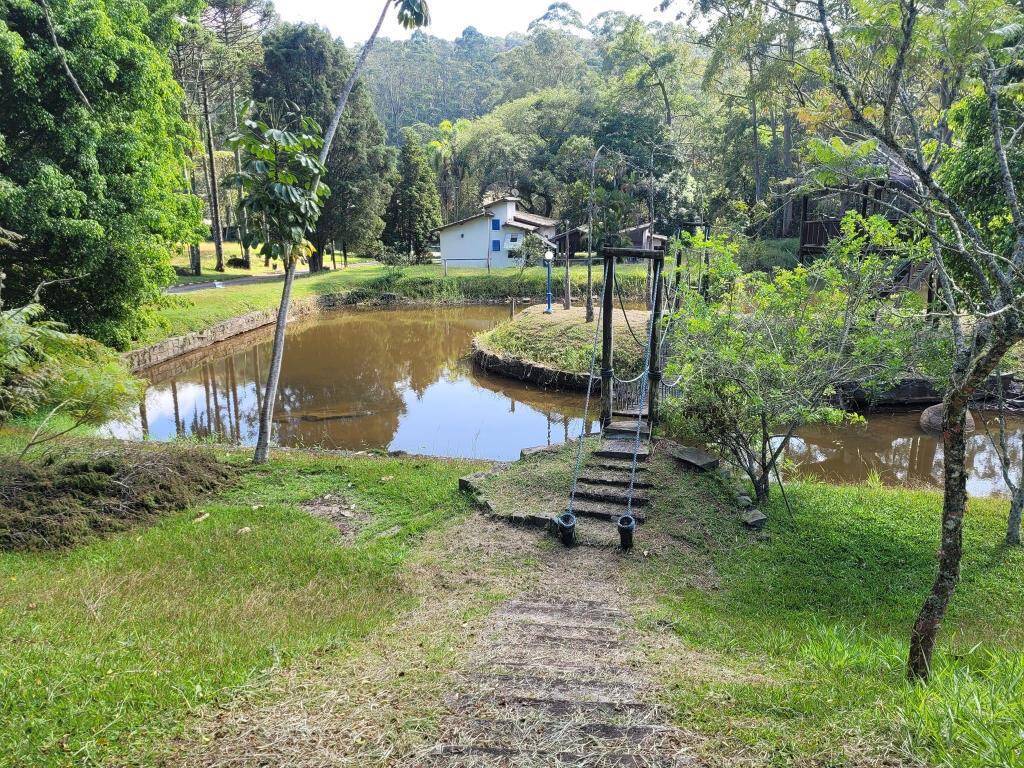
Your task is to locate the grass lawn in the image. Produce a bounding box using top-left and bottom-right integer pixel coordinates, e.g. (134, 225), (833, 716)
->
(475, 442), (1024, 767)
(639, 471), (1024, 767)
(169, 242), (371, 286)
(474, 303), (648, 377)
(138, 263), (650, 348)
(0, 439), (480, 767)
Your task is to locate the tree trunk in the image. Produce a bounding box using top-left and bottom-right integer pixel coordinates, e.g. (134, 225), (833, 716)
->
(746, 58), (763, 204)
(185, 167), (203, 275)
(320, 0), (389, 164)
(907, 392), (969, 680)
(201, 69), (225, 273)
(228, 82), (251, 269)
(342, 240), (348, 269)
(1008, 489), (1023, 546)
(253, 253), (297, 465)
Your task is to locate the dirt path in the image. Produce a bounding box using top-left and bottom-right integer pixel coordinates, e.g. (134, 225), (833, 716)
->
(407, 555), (701, 767)
(166, 447), (705, 767)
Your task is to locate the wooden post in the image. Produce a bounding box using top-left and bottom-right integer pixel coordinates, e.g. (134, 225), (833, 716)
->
(563, 220), (571, 310)
(648, 254), (666, 427)
(600, 250), (615, 426)
(673, 247), (683, 311)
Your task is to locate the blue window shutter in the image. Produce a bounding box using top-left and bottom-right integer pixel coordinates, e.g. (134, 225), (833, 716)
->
(491, 218), (501, 231)
(492, 239), (501, 252)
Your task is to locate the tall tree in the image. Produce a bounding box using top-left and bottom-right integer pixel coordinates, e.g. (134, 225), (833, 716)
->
(319, 0), (430, 174)
(253, 23), (392, 270)
(202, 0), (274, 268)
(801, 0), (1024, 681)
(245, 0), (430, 466)
(0, 0), (202, 348)
(383, 128), (442, 257)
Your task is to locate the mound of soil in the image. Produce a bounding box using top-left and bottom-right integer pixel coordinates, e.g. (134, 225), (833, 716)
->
(0, 447), (237, 551)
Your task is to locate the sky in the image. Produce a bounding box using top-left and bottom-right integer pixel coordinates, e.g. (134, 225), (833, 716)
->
(278, 1), (680, 44)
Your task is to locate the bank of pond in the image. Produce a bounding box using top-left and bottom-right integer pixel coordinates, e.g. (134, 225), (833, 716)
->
(108, 304), (1024, 497)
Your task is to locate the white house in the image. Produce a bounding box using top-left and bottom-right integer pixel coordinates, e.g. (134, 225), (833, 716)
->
(437, 196), (558, 269)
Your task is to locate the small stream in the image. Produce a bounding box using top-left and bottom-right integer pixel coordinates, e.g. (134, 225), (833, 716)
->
(107, 305), (1024, 494)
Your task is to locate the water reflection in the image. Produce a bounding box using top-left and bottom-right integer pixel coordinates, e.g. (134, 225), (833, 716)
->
(108, 306), (598, 461)
(109, 305), (1024, 494)
(790, 411), (1024, 496)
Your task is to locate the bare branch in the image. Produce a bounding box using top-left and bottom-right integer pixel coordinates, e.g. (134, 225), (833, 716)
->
(38, 0), (92, 111)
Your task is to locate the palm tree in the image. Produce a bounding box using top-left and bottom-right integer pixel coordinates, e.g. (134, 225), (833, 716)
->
(319, 1), (430, 167)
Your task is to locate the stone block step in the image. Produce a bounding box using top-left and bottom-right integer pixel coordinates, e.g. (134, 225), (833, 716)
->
(613, 407), (649, 418)
(474, 673), (641, 704)
(450, 717), (676, 750)
(578, 471), (653, 489)
(663, 442), (720, 472)
(575, 481), (649, 506)
(423, 743), (687, 767)
(604, 420), (650, 439)
(594, 440), (651, 461)
(586, 459), (650, 474)
(449, 694), (659, 722)
(569, 501), (646, 524)
(484, 660), (640, 681)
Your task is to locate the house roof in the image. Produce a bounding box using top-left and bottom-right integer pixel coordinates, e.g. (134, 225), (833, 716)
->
(620, 222), (668, 242)
(504, 221), (537, 233)
(513, 211), (559, 228)
(435, 211), (489, 232)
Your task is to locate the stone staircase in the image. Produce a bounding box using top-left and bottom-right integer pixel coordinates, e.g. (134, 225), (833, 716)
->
(568, 417), (651, 535)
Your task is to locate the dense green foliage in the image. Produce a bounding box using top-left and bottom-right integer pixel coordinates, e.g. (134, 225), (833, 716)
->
(665, 221), (939, 500)
(940, 92), (1024, 263)
(0, 0), (202, 347)
(646, 473), (1024, 768)
(362, 27), (520, 140)
(227, 103), (327, 265)
(253, 23), (393, 264)
(382, 129), (441, 257)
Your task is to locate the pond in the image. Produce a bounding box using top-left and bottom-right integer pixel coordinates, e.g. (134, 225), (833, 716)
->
(790, 411), (1022, 497)
(109, 305), (1023, 495)
(107, 305), (599, 461)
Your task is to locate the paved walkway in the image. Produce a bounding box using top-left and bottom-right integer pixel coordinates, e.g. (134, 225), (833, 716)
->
(166, 268), (312, 294)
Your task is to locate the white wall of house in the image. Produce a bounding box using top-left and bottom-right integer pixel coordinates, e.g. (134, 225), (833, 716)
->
(439, 215), (492, 266)
(439, 199), (557, 270)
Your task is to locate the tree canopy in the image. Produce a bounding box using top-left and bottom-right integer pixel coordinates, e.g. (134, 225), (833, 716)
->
(0, 0), (202, 347)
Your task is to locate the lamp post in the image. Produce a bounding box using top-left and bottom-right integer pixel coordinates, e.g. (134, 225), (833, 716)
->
(544, 250), (554, 314)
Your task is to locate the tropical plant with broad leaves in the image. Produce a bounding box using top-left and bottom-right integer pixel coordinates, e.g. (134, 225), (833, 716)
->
(227, 101), (329, 464)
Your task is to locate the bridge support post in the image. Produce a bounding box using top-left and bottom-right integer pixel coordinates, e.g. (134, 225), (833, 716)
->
(648, 255), (665, 428)
(600, 249), (615, 427)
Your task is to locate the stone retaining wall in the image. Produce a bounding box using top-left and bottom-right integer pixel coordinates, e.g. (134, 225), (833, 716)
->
(124, 292), (353, 373)
(471, 342), (596, 391)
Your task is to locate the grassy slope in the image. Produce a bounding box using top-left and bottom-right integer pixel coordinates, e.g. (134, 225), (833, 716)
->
(0, 445), (480, 768)
(475, 304), (648, 377)
(139, 263), (649, 348)
(639, 472), (1024, 767)
(475, 443), (1024, 766)
(169, 242), (369, 285)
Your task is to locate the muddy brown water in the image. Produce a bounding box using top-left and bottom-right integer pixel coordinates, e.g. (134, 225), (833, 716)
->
(108, 306), (1023, 494)
(107, 306), (599, 461)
